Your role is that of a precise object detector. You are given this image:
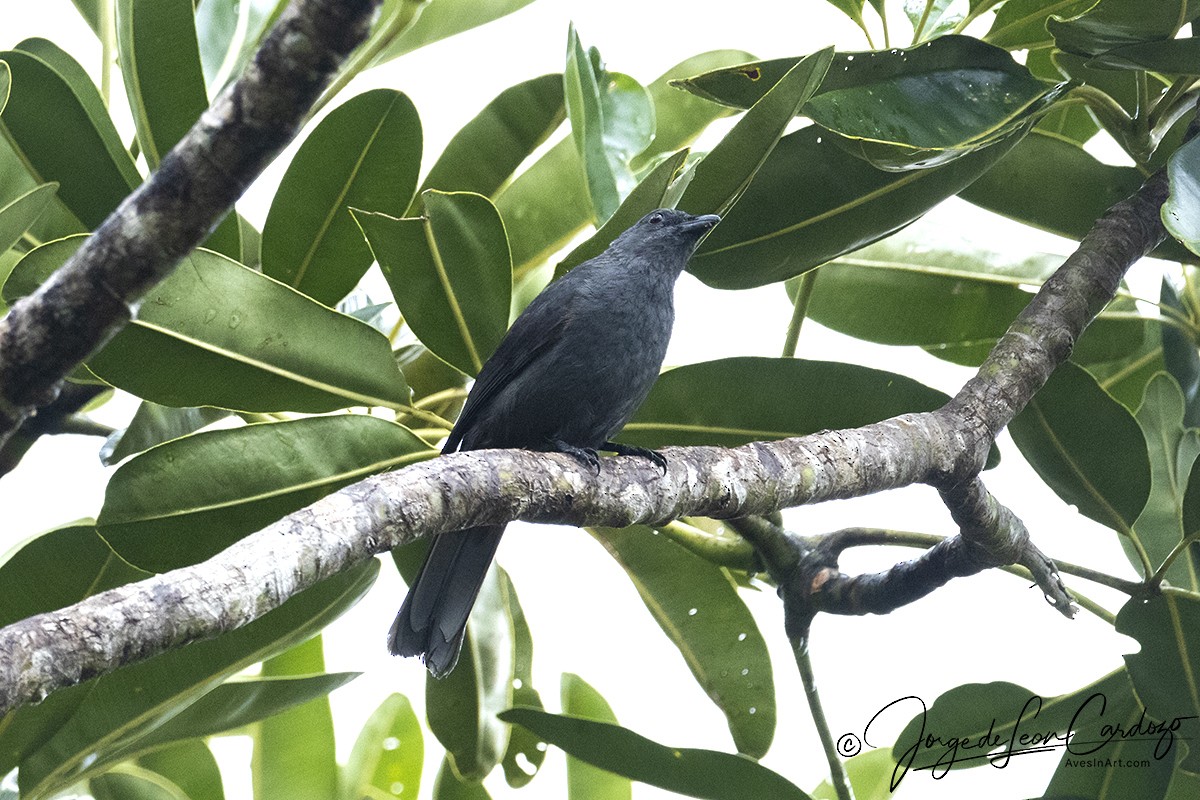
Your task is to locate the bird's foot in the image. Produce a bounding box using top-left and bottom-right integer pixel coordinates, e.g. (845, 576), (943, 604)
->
(549, 439), (601, 474)
(602, 441), (667, 475)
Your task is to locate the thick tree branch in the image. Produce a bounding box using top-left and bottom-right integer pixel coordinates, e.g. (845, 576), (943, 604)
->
(0, 0), (382, 447)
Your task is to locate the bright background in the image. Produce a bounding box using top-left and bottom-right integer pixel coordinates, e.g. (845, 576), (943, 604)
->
(0, 1), (1153, 798)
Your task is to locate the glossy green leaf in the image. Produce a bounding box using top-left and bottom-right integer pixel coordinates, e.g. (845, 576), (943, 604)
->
(17, 561), (378, 799)
(960, 130), (1196, 264)
(497, 50), (752, 276)
(1025, 48), (1099, 144)
(689, 126), (1022, 289)
(497, 569), (545, 788)
(98, 415), (433, 572)
(1159, 279), (1200, 426)
(432, 758), (493, 800)
(906, 0), (962, 41)
(355, 191), (512, 376)
(1164, 135), (1200, 257)
(254, 638), (339, 800)
(804, 43), (1065, 171)
(344, 694), (424, 800)
(414, 74), (564, 213)
(1118, 590), (1200, 772)
(1009, 361), (1151, 537)
(1130, 374), (1200, 589)
(195, 0), (285, 92)
(263, 89), (421, 304)
(1085, 320), (1168, 415)
(1049, 0), (1200, 58)
(0, 41), (139, 229)
(892, 669), (1137, 776)
(564, 27), (654, 224)
(134, 741), (226, 800)
(590, 526), (775, 758)
(1091, 36), (1200, 73)
(621, 357), (951, 449)
(372, 0), (539, 64)
(679, 49), (832, 216)
(984, 0), (1094, 49)
(560, 674), (631, 800)
(99, 402), (230, 466)
(0, 525), (149, 775)
(4, 237), (413, 413)
(116, 0), (208, 169)
(500, 709), (812, 800)
(426, 567), (514, 782)
(69, 0), (103, 34)
(0, 183), (56, 253)
(804, 233), (1146, 366)
(555, 149), (690, 277)
(114, 0), (242, 259)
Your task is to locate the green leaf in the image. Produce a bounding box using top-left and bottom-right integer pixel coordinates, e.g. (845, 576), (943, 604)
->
(4, 237), (413, 413)
(354, 191), (512, 376)
(99, 402), (230, 466)
(114, 0), (242, 259)
(560, 674), (631, 800)
(891, 668), (1137, 775)
(906, 0), (962, 41)
(1117, 589), (1200, 772)
(1130, 374), (1200, 589)
(555, 149), (690, 278)
(960, 130), (1197, 264)
(426, 567), (514, 782)
(803, 41), (1066, 171)
(116, 0), (208, 169)
(0, 182), (56, 254)
(414, 74), (564, 213)
(1091, 36), (1200, 73)
(432, 758), (493, 800)
(0, 41), (139, 229)
(344, 694), (424, 800)
(1049, 0), (1200, 58)
(679, 48), (833, 215)
(0, 525), (150, 775)
(254, 638), (340, 800)
(621, 357), (952, 449)
(497, 569), (545, 789)
(195, 0), (285, 93)
(811, 749), (896, 800)
(688, 126), (1023, 289)
(499, 708), (813, 800)
(98, 415), (434, 572)
(372, 0), (539, 64)
(69, 0), (103, 34)
(90, 767), (190, 800)
(1159, 279), (1200, 426)
(1025, 48), (1100, 143)
(1085, 320), (1168, 415)
(1008, 361), (1151, 537)
(1164, 135), (1200, 257)
(17, 562), (378, 799)
(135, 741), (226, 800)
(984, 0), (1095, 49)
(804, 231), (1146, 366)
(497, 50), (752, 276)
(564, 26), (654, 224)
(263, 89), (421, 304)
(590, 526), (775, 758)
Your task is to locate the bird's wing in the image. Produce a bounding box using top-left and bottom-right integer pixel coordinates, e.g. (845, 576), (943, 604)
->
(442, 295), (573, 454)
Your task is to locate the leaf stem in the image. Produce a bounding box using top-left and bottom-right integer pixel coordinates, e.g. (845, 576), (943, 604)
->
(782, 269), (819, 358)
(99, 0), (116, 106)
(1150, 533), (1200, 586)
(794, 640), (854, 800)
(658, 519), (758, 569)
(414, 387), (468, 409)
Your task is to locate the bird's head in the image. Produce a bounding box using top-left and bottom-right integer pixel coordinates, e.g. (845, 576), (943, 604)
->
(611, 209), (721, 260)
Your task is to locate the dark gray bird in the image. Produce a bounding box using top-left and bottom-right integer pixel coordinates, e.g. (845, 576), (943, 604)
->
(389, 208), (720, 677)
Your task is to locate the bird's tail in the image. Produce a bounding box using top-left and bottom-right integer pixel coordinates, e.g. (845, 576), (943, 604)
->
(388, 525), (505, 678)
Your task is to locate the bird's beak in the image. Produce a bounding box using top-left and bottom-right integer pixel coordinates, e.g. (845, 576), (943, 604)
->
(682, 213), (721, 234)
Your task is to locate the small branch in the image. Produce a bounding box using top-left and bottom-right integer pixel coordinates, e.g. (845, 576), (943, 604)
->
(0, 0), (384, 448)
(794, 640), (854, 800)
(0, 382), (108, 477)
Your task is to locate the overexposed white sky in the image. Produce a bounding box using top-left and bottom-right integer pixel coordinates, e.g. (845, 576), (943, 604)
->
(0, 2), (1151, 799)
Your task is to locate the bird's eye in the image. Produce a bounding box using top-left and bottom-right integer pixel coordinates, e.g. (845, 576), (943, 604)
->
(648, 213), (663, 225)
